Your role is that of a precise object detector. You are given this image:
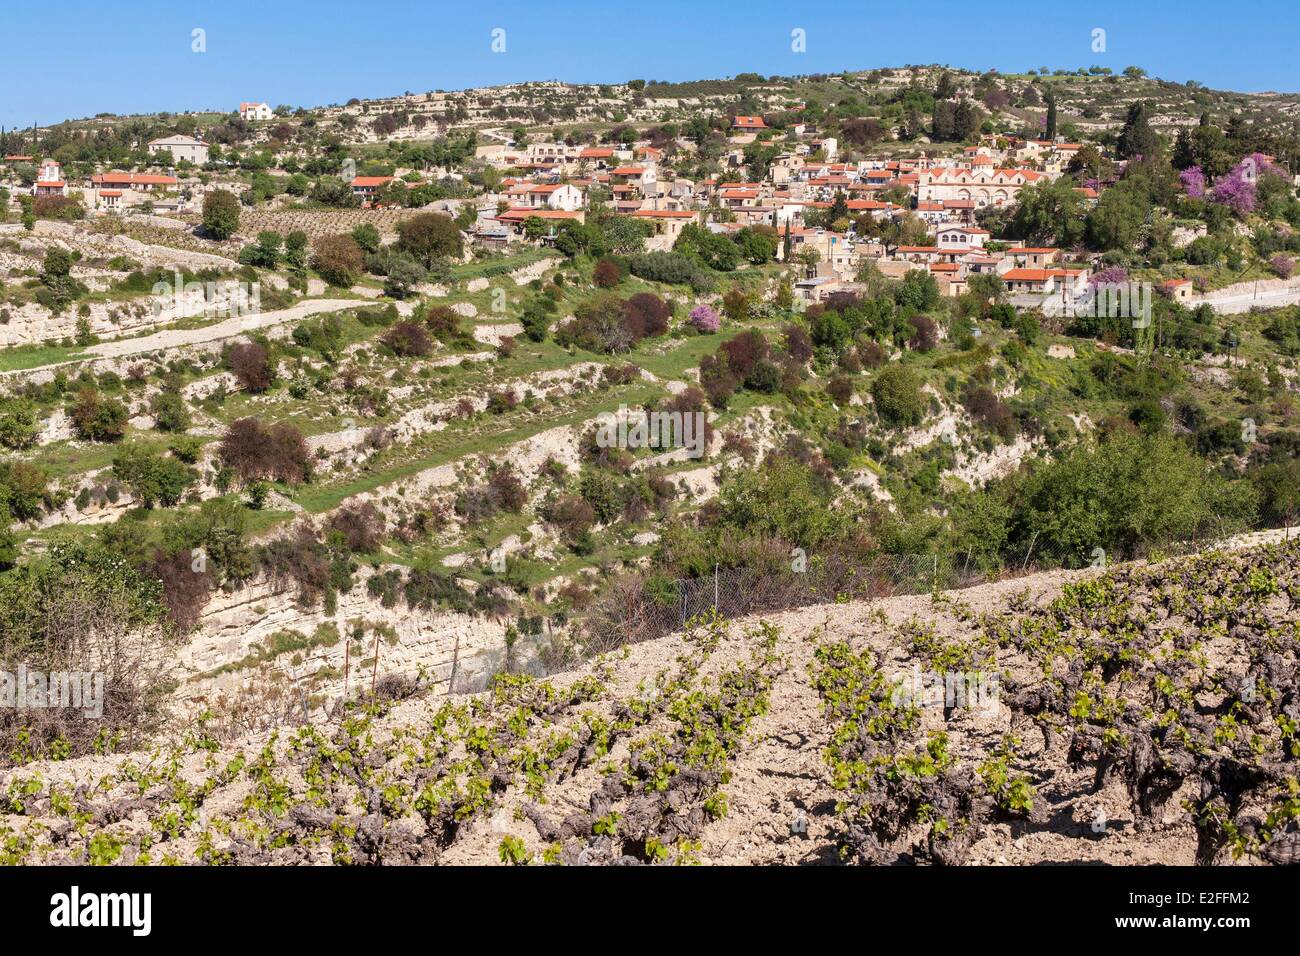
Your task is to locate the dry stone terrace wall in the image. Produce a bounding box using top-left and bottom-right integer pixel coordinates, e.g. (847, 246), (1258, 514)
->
(305, 361), (606, 462)
(0, 220), (253, 346)
(6, 220), (241, 271)
(0, 281), (265, 347)
(314, 421), (583, 524)
(176, 569), (513, 719)
(0, 297), (380, 382)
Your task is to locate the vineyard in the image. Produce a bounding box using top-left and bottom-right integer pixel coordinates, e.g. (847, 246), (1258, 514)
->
(221, 207), (421, 242)
(3, 53), (1300, 881)
(1, 538), (1295, 866)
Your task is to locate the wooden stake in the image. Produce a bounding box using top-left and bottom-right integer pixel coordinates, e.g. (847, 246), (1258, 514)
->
(1021, 531), (1039, 573)
(343, 630), (350, 699)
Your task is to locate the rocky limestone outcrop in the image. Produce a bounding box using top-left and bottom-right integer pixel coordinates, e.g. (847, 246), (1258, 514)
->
(176, 568), (516, 718)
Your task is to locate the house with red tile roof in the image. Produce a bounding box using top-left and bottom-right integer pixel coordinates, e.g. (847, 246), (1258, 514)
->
(942, 199), (977, 223)
(496, 208), (583, 223)
(516, 182), (585, 212)
(846, 199), (898, 220)
(34, 160), (66, 197)
(577, 147), (621, 171)
(1001, 268), (1079, 294)
(930, 261), (967, 296)
(915, 200), (948, 224)
(89, 172), (180, 191)
(351, 176), (394, 204)
(1157, 278), (1193, 302)
(239, 102), (273, 121)
(494, 206), (584, 240)
(610, 164), (658, 197)
(935, 224), (989, 250)
(731, 115), (767, 131)
(718, 187), (761, 208)
(916, 166), (1047, 208)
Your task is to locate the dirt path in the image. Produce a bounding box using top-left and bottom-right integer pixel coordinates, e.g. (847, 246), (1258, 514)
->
(695, 608), (844, 864)
(84, 298), (372, 360)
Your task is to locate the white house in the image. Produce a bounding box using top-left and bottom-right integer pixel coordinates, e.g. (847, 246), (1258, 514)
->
(526, 183), (584, 211)
(239, 102), (273, 121)
(148, 135), (209, 165)
(935, 225), (989, 250)
(610, 163), (658, 198)
(95, 189), (123, 212)
(33, 160), (66, 197)
(351, 176), (394, 204)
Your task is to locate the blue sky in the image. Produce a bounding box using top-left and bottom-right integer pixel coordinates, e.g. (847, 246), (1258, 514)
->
(1, 0), (1295, 129)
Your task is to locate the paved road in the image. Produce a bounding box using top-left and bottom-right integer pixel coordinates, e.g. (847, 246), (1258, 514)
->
(1188, 285), (1300, 314)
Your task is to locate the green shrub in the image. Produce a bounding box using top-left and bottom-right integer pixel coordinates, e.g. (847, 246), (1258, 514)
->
(870, 365), (926, 427)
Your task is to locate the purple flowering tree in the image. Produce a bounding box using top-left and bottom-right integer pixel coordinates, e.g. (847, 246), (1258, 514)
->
(1088, 266), (1129, 288)
(1210, 173), (1256, 216)
(1179, 166), (1205, 198)
(1208, 154), (1282, 216)
(688, 304), (721, 333)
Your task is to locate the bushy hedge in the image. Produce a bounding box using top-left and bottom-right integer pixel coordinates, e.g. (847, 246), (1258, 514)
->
(625, 252), (715, 293)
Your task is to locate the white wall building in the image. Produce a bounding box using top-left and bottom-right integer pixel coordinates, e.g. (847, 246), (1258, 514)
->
(935, 224), (989, 250)
(149, 135), (210, 165)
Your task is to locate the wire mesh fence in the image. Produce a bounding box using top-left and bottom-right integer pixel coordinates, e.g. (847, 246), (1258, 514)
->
(578, 518), (1292, 656)
(579, 550), (993, 655)
(671, 553), (989, 629)
(673, 555), (943, 627)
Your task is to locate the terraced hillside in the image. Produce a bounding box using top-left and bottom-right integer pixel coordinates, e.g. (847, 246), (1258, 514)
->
(3, 59), (1300, 877)
(1, 537), (1295, 866)
(21, 66), (1300, 161)
(2, 204), (1297, 776)
(0, 221), (798, 738)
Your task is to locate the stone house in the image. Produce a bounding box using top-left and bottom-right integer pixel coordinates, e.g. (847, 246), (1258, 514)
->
(149, 135), (210, 165)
